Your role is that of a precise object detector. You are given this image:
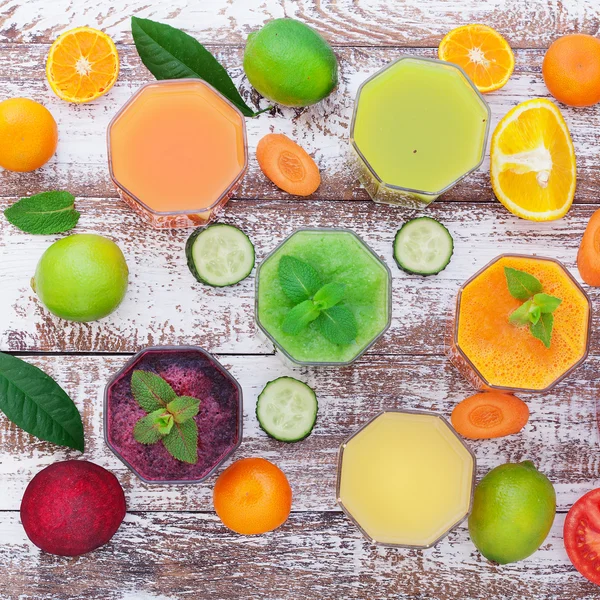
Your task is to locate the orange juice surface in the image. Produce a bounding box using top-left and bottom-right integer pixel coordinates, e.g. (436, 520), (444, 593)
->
(457, 256), (590, 390)
(109, 80), (246, 212)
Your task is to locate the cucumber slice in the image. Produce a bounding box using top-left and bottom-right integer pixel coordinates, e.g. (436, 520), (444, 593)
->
(256, 377), (318, 442)
(393, 217), (454, 276)
(186, 224), (255, 287)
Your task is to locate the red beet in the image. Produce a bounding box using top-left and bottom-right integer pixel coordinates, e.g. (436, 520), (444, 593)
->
(20, 460), (126, 556)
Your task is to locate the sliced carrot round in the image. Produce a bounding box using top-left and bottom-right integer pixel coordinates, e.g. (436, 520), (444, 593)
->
(577, 208), (600, 286)
(256, 133), (320, 197)
(451, 392), (529, 439)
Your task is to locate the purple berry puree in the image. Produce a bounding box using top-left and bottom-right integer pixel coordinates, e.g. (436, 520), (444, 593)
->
(106, 348), (242, 482)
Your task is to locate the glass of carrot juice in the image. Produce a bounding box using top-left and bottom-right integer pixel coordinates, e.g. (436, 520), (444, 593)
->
(448, 255), (591, 393)
(107, 79), (248, 228)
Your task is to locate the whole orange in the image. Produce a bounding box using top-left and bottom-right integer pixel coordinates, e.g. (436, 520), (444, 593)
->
(0, 98), (58, 172)
(213, 457), (292, 535)
(542, 34), (600, 107)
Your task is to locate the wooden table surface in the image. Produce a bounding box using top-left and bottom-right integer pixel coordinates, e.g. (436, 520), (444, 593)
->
(2, 1), (600, 598)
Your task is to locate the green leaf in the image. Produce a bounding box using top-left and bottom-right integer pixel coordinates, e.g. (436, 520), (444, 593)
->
(167, 396), (200, 424)
(313, 282), (345, 311)
(282, 299), (321, 335)
(278, 256), (322, 304)
(131, 16), (256, 117)
(504, 267), (543, 300)
(163, 418), (198, 464)
(530, 313), (554, 348)
(529, 304), (542, 325)
(533, 293), (562, 314)
(133, 409), (173, 444)
(4, 191), (79, 235)
(0, 352), (84, 451)
(509, 299), (534, 326)
(317, 305), (358, 345)
(131, 370), (177, 412)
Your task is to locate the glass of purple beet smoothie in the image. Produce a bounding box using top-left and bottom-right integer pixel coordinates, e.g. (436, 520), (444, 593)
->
(104, 346), (243, 484)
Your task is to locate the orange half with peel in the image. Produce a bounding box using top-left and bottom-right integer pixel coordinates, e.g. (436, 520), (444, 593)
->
(47, 27), (119, 103)
(491, 98), (576, 222)
(438, 24), (515, 93)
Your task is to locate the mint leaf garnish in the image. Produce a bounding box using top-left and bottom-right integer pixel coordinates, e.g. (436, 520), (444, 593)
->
(133, 409), (173, 444)
(4, 191), (79, 235)
(313, 282), (345, 311)
(131, 370), (177, 412)
(504, 267), (543, 300)
(167, 396), (200, 424)
(533, 293), (562, 314)
(509, 299), (534, 326)
(318, 305), (358, 345)
(530, 313), (554, 348)
(278, 256), (322, 303)
(163, 419), (198, 464)
(282, 299), (321, 335)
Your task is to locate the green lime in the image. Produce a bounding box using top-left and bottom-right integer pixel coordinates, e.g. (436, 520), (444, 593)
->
(243, 18), (338, 107)
(32, 234), (129, 322)
(468, 460), (556, 564)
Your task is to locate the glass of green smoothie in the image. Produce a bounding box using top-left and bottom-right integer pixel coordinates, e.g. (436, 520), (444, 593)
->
(256, 229), (392, 366)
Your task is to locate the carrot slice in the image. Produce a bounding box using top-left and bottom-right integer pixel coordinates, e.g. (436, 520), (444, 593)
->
(451, 392), (529, 439)
(256, 133), (320, 196)
(577, 208), (600, 286)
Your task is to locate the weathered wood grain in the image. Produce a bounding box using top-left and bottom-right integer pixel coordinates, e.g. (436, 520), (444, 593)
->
(1, 511), (598, 600)
(1, 45), (600, 202)
(1, 199), (599, 356)
(1, 0), (599, 48)
(0, 354), (598, 513)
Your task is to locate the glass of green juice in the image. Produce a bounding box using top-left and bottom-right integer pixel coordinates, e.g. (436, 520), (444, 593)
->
(255, 229), (392, 366)
(350, 56), (491, 208)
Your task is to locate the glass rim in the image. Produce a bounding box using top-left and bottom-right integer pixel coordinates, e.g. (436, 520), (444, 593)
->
(254, 227), (393, 367)
(452, 253), (592, 394)
(349, 54), (491, 196)
(106, 78), (249, 217)
(103, 344), (244, 485)
(336, 408), (477, 549)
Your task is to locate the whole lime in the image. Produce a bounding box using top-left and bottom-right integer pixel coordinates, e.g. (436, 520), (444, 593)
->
(468, 461), (556, 564)
(32, 234), (129, 322)
(243, 18), (338, 107)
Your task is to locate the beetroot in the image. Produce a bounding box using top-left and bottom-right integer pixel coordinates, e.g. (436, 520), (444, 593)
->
(20, 460), (126, 556)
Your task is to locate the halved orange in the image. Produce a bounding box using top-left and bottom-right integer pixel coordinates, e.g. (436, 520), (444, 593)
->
(46, 27), (119, 103)
(438, 24), (515, 93)
(491, 98), (576, 221)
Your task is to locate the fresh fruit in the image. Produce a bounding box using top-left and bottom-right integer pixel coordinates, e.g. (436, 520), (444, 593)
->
(186, 224), (255, 287)
(451, 392), (529, 439)
(577, 209), (600, 286)
(469, 461), (556, 564)
(32, 234), (129, 322)
(564, 488), (600, 585)
(490, 98), (576, 221)
(393, 217), (454, 276)
(46, 27), (119, 103)
(438, 24), (515, 93)
(243, 18), (338, 107)
(0, 98), (58, 172)
(213, 457), (292, 535)
(543, 34), (600, 107)
(20, 460), (126, 556)
(257, 133), (321, 196)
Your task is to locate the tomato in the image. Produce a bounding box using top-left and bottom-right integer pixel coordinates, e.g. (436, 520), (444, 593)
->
(564, 488), (600, 585)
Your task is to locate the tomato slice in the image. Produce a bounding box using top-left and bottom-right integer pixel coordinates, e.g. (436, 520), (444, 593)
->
(564, 488), (600, 585)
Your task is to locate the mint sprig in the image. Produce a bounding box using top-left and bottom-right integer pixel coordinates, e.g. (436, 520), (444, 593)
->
(131, 370), (200, 464)
(278, 256), (357, 345)
(504, 267), (562, 348)
(4, 191), (80, 234)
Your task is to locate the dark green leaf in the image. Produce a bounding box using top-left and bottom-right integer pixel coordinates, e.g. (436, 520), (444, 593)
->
(313, 282), (345, 310)
(131, 370), (177, 412)
(504, 267), (543, 300)
(533, 293), (562, 314)
(282, 299), (321, 335)
(0, 352), (84, 451)
(133, 409), (173, 444)
(163, 418), (198, 464)
(530, 313), (554, 348)
(4, 191), (79, 235)
(317, 306), (357, 345)
(278, 256), (322, 304)
(167, 396), (200, 423)
(131, 16), (256, 117)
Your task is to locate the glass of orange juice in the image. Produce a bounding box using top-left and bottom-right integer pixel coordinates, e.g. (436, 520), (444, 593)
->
(107, 79), (248, 228)
(448, 254), (591, 393)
